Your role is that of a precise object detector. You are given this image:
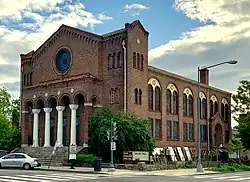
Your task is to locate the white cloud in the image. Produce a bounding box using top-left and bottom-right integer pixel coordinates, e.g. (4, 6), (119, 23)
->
(97, 13), (112, 21)
(149, 0), (250, 128)
(124, 3), (149, 16)
(0, 0), (112, 96)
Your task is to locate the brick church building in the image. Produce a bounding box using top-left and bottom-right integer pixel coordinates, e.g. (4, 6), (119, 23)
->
(20, 20), (231, 152)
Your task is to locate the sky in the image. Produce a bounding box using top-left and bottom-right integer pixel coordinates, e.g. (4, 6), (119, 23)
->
(0, 0), (249, 127)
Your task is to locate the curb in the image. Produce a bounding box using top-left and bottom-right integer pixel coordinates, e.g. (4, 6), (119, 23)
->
(37, 168), (109, 175)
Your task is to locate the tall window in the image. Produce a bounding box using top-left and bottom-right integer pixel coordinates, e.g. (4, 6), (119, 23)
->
(201, 124), (208, 142)
(112, 52), (116, 68)
(140, 54), (144, 70)
(167, 120), (172, 140)
(167, 120), (179, 140)
(155, 119), (162, 139)
(202, 99), (207, 119)
(173, 91), (178, 114)
(110, 89), (115, 104)
(221, 103), (225, 120)
(133, 52), (136, 68)
(183, 123), (194, 141)
(188, 95), (193, 116)
(166, 89), (171, 113)
(117, 51), (121, 67)
(155, 86), (161, 111)
(148, 85), (153, 110)
(183, 94), (187, 116)
(137, 53), (140, 69)
(134, 88), (138, 104)
(214, 101), (218, 114)
(138, 89), (142, 104)
(108, 53), (112, 69)
(225, 104), (229, 122)
(148, 118), (154, 137)
(210, 100), (214, 117)
(109, 88), (119, 104)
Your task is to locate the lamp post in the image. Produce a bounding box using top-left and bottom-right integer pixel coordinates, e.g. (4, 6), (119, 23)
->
(197, 60), (237, 173)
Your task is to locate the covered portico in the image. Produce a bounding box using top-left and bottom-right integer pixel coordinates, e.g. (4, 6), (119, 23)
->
(22, 92), (101, 147)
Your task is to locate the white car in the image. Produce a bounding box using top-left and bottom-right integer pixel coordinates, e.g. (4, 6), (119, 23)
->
(0, 153), (41, 170)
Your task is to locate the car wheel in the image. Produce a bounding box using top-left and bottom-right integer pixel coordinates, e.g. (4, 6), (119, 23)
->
(23, 163), (31, 170)
(0, 163), (2, 168)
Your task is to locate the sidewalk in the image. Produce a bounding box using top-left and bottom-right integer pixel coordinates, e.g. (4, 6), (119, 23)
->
(38, 166), (218, 176)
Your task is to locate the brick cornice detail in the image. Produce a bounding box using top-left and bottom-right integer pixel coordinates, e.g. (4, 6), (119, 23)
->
(23, 72), (103, 90)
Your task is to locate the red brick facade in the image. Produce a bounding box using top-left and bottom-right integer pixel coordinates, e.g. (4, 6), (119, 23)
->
(20, 20), (232, 151)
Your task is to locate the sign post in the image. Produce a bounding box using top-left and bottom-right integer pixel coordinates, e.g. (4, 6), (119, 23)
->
(69, 143), (77, 169)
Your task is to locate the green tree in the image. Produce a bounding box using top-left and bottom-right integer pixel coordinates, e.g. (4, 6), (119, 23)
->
(232, 80), (250, 114)
(228, 138), (243, 162)
(232, 80), (250, 150)
(0, 86), (21, 151)
(88, 108), (155, 163)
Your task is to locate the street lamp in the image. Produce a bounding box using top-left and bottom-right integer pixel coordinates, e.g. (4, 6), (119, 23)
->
(197, 60), (237, 173)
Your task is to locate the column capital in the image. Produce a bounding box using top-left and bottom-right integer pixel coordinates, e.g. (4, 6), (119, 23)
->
(56, 106), (65, 112)
(43, 107), (52, 113)
(32, 109), (41, 114)
(69, 104), (79, 110)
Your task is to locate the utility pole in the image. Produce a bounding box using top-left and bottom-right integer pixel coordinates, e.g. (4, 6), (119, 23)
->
(108, 119), (117, 172)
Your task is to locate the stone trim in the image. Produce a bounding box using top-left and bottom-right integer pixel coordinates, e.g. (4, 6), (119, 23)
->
(93, 104), (102, 108)
(84, 102), (93, 107)
(22, 110), (29, 114)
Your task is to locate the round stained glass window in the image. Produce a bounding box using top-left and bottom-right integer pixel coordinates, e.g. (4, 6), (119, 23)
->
(56, 48), (71, 72)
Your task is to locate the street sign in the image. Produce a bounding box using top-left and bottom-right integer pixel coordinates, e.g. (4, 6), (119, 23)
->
(111, 142), (116, 151)
(69, 144), (77, 160)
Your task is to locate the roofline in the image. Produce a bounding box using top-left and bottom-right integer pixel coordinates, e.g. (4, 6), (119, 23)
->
(148, 65), (232, 95)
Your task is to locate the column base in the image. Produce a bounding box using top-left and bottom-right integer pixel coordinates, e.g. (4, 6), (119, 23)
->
(43, 144), (51, 148)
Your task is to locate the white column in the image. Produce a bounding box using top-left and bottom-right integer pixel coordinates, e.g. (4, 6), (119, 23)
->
(56, 106), (65, 147)
(43, 108), (52, 147)
(69, 104), (79, 146)
(32, 109), (41, 147)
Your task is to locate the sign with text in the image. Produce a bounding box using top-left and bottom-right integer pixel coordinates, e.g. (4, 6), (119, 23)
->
(123, 151), (149, 162)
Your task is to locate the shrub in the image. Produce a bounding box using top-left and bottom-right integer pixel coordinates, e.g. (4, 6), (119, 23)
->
(76, 154), (97, 166)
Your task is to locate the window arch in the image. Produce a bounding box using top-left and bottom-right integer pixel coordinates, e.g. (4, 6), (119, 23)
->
(135, 88), (138, 104)
(166, 89), (171, 113)
(148, 84), (153, 110)
(30, 72), (33, 85)
(221, 98), (229, 122)
(183, 88), (193, 117)
(155, 86), (161, 111)
(133, 52), (136, 68)
(210, 95), (218, 117)
(200, 92), (207, 119)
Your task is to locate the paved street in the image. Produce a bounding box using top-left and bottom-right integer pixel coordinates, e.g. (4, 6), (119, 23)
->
(0, 169), (250, 182)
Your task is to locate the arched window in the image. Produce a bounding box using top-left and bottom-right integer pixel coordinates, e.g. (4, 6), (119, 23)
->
(108, 54), (112, 69)
(139, 89), (142, 104)
(214, 101), (218, 114)
(210, 100), (213, 117)
(117, 51), (121, 67)
(166, 89), (171, 113)
(115, 88), (120, 103)
(148, 85), (153, 110)
(221, 103), (225, 120)
(183, 94), (187, 116)
(134, 88), (138, 104)
(173, 91), (178, 114)
(202, 99), (207, 118)
(133, 52), (136, 68)
(155, 86), (161, 111)
(26, 73), (30, 86)
(137, 53), (140, 69)
(225, 104), (229, 122)
(112, 52), (116, 68)
(141, 54), (144, 70)
(188, 95), (193, 116)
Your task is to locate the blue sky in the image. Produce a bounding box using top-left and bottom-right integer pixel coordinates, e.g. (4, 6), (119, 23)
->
(0, 0), (250, 127)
